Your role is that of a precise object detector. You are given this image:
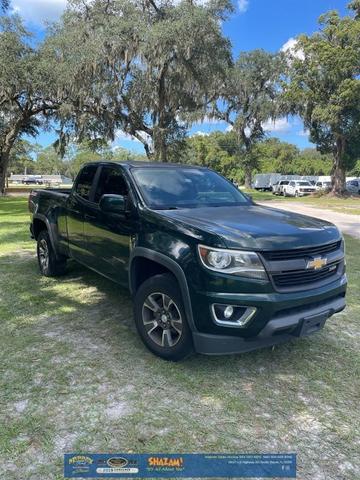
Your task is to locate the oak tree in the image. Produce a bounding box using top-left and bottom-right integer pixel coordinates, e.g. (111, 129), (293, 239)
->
(282, 2), (360, 194)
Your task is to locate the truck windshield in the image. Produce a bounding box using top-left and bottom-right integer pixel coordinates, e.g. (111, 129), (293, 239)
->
(131, 167), (249, 209)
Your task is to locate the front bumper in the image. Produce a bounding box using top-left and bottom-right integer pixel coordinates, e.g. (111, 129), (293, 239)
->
(192, 281), (346, 355)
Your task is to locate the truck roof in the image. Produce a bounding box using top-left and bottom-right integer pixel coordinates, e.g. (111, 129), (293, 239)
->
(83, 161), (207, 169)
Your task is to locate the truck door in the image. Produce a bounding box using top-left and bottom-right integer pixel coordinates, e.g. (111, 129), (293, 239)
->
(83, 165), (137, 287)
(66, 164), (99, 262)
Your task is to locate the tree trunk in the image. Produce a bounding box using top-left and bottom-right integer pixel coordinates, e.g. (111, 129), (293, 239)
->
(244, 167), (252, 189)
(153, 126), (167, 162)
(0, 120), (24, 195)
(332, 135), (346, 195)
(154, 60), (169, 163)
(0, 150), (11, 195)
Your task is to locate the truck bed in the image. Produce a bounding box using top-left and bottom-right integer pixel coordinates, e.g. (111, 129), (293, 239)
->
(28, 188), (72, 220)
(30, 187), (72, 196)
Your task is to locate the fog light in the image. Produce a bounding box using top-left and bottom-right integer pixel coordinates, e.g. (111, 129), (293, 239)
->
(212, 304), (257, 328)
(224, 305), (234, 318)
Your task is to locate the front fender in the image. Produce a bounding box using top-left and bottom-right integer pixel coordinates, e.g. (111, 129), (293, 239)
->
(129, 247), (197, 332)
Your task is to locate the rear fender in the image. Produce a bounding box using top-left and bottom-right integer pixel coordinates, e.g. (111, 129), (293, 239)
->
(33, 213), (62, 259)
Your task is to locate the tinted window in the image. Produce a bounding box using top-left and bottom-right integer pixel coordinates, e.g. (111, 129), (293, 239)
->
(94, 166), (129, 203)
(290, 182), (295, 186)
(75, 165), (98, 200)
(132, 168), (249, 209)
(280, 181), (289, 185)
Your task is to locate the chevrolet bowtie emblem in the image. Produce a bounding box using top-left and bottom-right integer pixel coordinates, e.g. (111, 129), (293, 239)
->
(307, 257), (327, 270)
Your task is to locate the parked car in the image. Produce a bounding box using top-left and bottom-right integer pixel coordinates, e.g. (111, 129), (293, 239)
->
(346, 179), (360, 195)
(315, 181), (332, 191)
(28, 161), (346, 361)
(283, 180), (317, 197)
(272, 180), (290, 196)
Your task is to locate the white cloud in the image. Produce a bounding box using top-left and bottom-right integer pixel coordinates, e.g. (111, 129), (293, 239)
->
(238, 0), (249, 13)
(115, 129), (152, 145)
(225, 125), (233, 132)
(298, 129), (310, 137)
(262, 117), (291, 133)
(115, 130), (140, 143)
(191, 131), (210, 137)
(12, 0), (67, 24)
(280, 37), (305, 61)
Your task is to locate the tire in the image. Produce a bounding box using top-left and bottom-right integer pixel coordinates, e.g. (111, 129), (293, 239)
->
(37, 229), (67, 277)
(134, 273), (194, 361)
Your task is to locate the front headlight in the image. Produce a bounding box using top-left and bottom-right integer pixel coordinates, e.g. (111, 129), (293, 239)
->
(198, 245), (267, 280)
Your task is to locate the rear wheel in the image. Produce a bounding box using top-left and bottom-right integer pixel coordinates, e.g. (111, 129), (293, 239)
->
(37, 230), (67, 277)
(134, 274), (193, 361)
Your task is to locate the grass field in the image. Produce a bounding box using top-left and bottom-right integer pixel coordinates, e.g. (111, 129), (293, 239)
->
(0, 197), (359, 480)
(244, 189), (360, 215)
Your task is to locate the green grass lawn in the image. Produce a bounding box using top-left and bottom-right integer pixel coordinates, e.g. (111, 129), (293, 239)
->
(244, 189), (360, 215)
(0, 197), (359, 479)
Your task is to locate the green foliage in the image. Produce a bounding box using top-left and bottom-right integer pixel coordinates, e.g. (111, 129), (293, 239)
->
(350, 159), (360, 176)
(186, 132), (333, 182)
(8, 140), (38, 175)
(35, 146), (66, 175)
(0, 15), (59, 192)
(282, 3), (360, 193)
(215, 50), (285, 186)
(254, 139), (332, 176)
(45, 0), (232, 161)
(255, 138), (299, 174)
(0, 0), (9, 12)
(6, 138), (147, 181)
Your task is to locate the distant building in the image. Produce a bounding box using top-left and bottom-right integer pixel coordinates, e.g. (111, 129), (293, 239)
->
(8, 174), (73, 185)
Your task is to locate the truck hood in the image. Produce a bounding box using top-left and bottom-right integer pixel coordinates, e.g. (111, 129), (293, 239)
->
(156, 204), (341, 250)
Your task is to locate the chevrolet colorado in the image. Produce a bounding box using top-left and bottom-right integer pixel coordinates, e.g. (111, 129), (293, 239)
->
(29, 161), (347, 360)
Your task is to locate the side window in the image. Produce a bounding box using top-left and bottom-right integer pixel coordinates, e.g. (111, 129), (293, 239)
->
(75, 165), (98, 201)
(94, 166), (129, 203)
(290, 181), (295, 187)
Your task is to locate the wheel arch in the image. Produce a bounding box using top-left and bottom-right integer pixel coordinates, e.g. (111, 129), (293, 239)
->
(32, 214), (61, 259)
(129, 247), (196, 332)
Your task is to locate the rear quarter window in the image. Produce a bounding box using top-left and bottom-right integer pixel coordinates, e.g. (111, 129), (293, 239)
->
(75, 165), (98, 201)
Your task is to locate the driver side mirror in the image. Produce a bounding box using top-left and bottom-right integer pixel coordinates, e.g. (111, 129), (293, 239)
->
(100, 194), (126, 214)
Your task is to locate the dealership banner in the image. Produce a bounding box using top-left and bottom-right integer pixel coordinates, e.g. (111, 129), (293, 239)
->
(64, 453), (296, 478)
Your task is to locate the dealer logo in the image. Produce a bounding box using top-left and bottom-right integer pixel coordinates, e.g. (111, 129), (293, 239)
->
(107, 457), (128, 468)
(69, 455), (93, 465)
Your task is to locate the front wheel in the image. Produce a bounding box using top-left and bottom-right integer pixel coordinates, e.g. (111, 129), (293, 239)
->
(134, 274), (194, 361)
(37, 230), (67, 277)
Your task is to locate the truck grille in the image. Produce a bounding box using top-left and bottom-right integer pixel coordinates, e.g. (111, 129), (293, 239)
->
(272, 262), (339, 289)
(262, 241), (341, 261)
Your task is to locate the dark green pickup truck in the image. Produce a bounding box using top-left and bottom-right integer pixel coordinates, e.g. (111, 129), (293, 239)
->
(29, 161), (347, 360)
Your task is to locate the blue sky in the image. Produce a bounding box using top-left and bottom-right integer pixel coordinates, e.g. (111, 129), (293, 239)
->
(13, 0), (349, 154)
